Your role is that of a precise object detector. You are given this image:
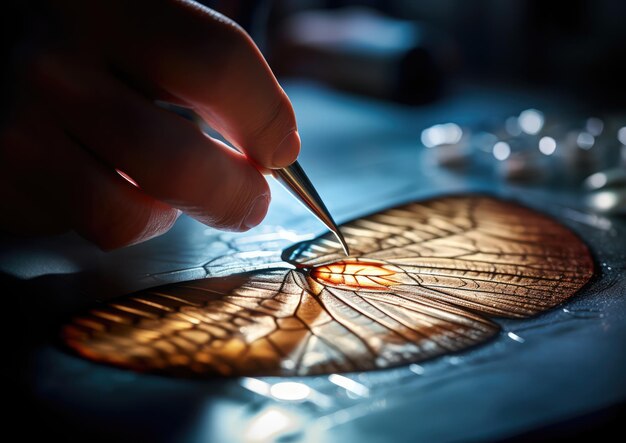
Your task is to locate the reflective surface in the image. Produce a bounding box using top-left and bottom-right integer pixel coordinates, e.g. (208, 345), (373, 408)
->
(62, 196), (592, 376)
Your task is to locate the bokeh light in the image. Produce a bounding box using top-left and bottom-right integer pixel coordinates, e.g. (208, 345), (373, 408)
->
(493, 141), (511, 160)
(585, 117), (604, 136)
(244, 407), (300, 442)
(270, 382), (312, 401)
(576, 132), (595, 149)
(538, 136), (556, 155)
(617, 126), (626, 145)
(505, 116), (522, 136)
(518, 109), (544, 135)
(421, 123), (463, 148)
(585, 172), (608, 190)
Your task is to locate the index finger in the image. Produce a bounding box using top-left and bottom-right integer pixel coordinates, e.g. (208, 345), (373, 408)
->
(61, 0), (300, 169)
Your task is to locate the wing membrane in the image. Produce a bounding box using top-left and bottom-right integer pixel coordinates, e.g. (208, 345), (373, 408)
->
(63, 196), (593, 376)
(64, 269), (497, 376)
(284, 196), (593, 317)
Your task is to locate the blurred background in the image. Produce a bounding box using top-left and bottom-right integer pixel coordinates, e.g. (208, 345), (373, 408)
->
(208, 0), (626, 214)
(218, 0), (626, 107)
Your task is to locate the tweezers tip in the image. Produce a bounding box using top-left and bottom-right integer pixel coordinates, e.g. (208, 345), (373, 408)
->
(333, 229), (351, 257)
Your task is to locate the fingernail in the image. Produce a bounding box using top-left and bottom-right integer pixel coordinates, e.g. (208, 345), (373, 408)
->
(272, 131), (300, 168)
(243, 194), (269, 229)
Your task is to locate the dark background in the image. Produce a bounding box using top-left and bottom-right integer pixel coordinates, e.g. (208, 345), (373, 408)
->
(213, 0), (626, 107)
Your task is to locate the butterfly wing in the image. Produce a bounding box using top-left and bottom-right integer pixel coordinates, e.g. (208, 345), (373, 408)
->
(63, 267), (497, 376)
(63, 195), (592, 376)
(285, 196), (593, 318)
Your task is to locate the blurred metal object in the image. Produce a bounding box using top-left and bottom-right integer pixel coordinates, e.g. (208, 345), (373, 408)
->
(584, 167), (626, 215)
(584, 168), (626, 191)
(273, 8), (448, 104)
(273, 162), (350, 256)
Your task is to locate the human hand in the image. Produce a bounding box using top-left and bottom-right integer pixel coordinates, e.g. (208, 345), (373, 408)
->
(0, 0), (299, 249)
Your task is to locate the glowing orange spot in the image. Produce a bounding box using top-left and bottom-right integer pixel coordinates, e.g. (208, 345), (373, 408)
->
(310, 259), (401, 290)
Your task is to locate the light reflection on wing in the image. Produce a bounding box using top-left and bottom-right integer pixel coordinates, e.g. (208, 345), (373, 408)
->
(64, 268), (497, 376)
(285, 196), (594, 318)
(63, 196), (593, 376)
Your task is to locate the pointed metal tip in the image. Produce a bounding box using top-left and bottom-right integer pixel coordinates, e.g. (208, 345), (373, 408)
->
(273, 161), (351, 257)
(332, 228), (351, 257)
